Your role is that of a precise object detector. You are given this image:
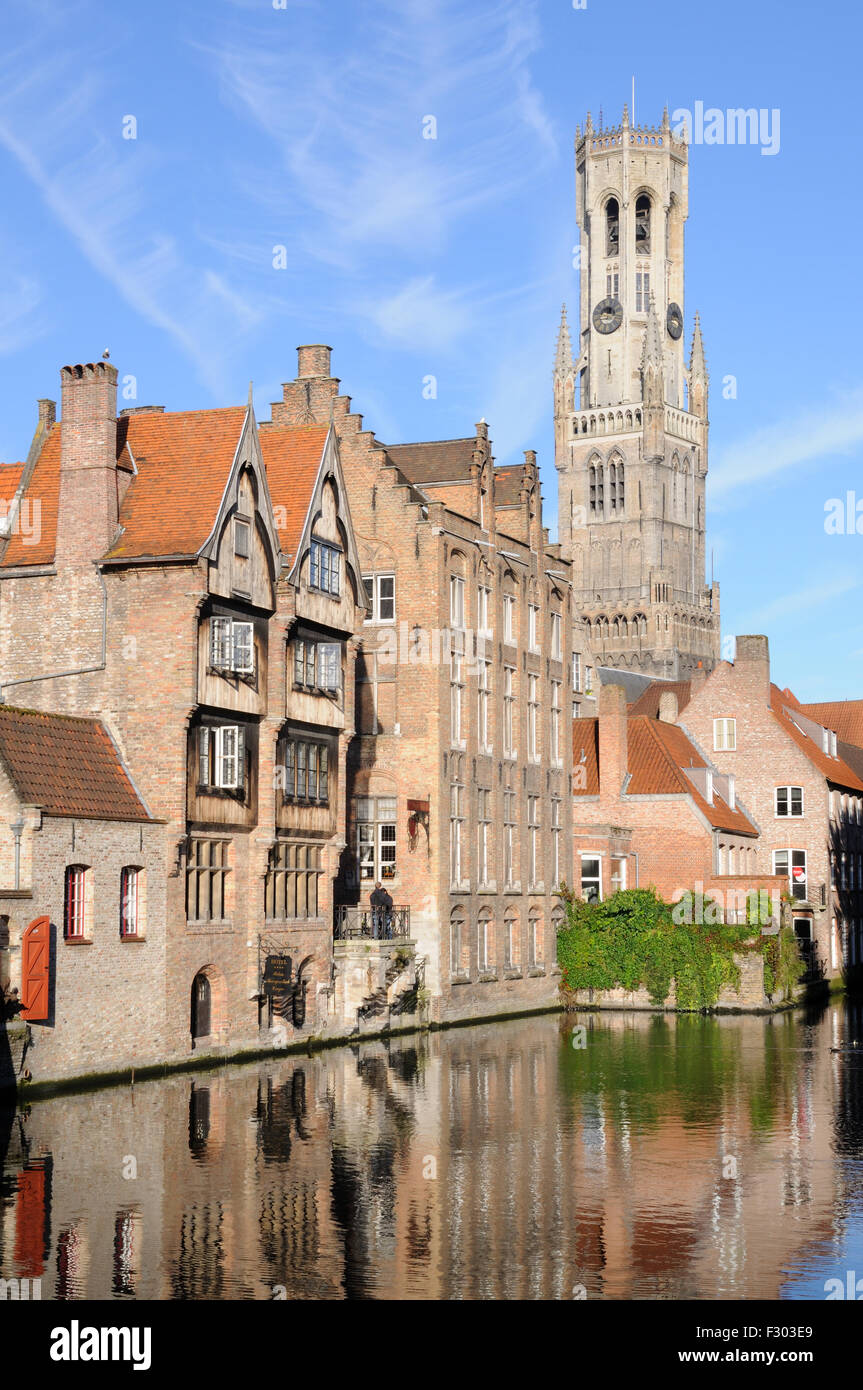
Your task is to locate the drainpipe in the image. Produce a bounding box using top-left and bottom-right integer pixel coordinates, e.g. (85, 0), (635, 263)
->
(0, 566), (108, 703)
(10, 818), (23, 890)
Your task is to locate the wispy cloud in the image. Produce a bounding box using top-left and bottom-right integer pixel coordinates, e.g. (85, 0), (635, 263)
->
(743, 574), (860, 628)
(205, 0), (556, 267)
(711, 389), (863, 504)
(0, 268), (44, 355)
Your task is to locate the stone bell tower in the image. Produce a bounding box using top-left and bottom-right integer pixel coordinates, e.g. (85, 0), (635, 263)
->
(555, 106), (719, 680)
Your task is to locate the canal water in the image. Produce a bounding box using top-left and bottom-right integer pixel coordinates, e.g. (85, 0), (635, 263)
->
(3, 998), (863, 1300)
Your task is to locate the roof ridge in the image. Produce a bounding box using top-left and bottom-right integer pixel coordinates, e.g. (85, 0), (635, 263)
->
(0, 704), (102, 725)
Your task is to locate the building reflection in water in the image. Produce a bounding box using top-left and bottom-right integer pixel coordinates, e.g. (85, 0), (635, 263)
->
(1, 1000), (863, 1298)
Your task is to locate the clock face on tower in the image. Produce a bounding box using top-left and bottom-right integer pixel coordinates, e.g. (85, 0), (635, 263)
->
(666, 302), (683, 339)
(592, 297), (623, 335)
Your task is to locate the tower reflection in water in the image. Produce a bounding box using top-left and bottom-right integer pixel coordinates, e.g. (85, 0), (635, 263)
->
(2, 1001), (863, 1300)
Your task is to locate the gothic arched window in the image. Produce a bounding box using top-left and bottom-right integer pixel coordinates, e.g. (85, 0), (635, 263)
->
(616, 462), (624, 513)
(635, 194), (651, 255)
(608, 461), (617, 513)
(596, 465), (604, 514)
(605, 197), (619, 257)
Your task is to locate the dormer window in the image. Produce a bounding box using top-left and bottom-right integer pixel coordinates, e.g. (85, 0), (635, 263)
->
(210, 617), (254, 675)
(310, 540), (341, 596)
(234, 518), (250, 559)
(293, 637), (341, 693)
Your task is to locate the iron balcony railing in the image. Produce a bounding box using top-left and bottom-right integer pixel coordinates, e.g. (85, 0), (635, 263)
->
(334, 904), (411, 941)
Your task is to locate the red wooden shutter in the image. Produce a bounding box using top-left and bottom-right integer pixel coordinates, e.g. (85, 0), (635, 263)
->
(21, 915), (50, 1021)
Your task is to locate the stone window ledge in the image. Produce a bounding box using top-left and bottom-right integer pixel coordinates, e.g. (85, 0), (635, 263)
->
(63, 937), (92, 946)
(186, 920), (235, 932)
(503, 884), (522, 895)
(503, 967), (522, 980)
(450, 972), (472, 986)
(528, 966), (546, 977)
(476, 883), (498, 894)
(477, 971), (499, 983)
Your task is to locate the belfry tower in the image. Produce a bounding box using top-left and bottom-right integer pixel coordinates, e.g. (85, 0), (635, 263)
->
(555, 106), (719, 679)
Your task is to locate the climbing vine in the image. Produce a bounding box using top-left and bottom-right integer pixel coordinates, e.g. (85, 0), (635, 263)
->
(556, 887), (804, 1012)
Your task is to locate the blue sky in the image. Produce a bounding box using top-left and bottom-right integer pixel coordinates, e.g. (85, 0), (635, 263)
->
(0, 0), (860, 699)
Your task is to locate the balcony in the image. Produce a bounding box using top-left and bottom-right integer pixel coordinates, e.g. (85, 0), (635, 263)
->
(334, 904), (411, 941)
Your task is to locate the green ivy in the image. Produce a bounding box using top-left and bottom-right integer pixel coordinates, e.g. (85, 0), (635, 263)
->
(556, 888), (804, 1012)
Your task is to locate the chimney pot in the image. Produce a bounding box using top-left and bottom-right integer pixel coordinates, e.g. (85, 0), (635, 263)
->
(37, 399), (56, 429)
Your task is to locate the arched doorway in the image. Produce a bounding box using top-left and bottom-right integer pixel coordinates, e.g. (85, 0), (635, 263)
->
(191, 973), (211, 1040)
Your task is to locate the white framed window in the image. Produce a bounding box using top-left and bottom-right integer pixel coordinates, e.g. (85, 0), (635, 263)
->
(714, 718), (737, 751)
(478, 914), (490, 972)
(64, 865), (89, 940)
(450, 649), (464, 746)
(551, 680), (562, 765)
(528, 604), (540, 652)
(775, 786), (804, 817)
(356, 796), (397, 882)
(450, 782), (465, 886)
(774, 848), (807, 901)
(635, 269), (650, 313)
(585, 666), (594, 695)
(362, 573), (395, 623)
(551, 612), (562, 661)
(572, 652), (582, 693)
(504, 666), (516, 757)
(527, 674), (539, 762)
(477, 788), (492, 887)
(478, 586), (492, 636)
(310, 539), (341, 595)
(450, 575), (465, 629)
(504, 913), (517, 968)
(504, 789), (517, 888)
(451, 913), (465, 977)
(503, 594), (515, 644)
(478, 660), (492, 752)
(580, 854), (602, 903)
(551, 797), (562, 889)
(210, 617), (255, 675)
(528, 912), (542, 968)
(528, 795), (541, 889)
(611, 856), (627, 892)
(199, 725), (245, 792)
(120, 866), (143, 939)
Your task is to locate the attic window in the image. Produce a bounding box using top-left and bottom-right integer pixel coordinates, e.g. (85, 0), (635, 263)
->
(234, 519), (250, 559)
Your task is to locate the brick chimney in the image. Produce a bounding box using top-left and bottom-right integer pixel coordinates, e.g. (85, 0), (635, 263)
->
(598, 683), (629, 796)
(735, 634), (771, 704)
(297, 344), (332, 378)
(56, 361), (119, 565)
(658, 690), (678, 723)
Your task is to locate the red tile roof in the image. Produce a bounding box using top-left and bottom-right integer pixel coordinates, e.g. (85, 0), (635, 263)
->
(493, 467), (524, 506)
(2, 430), (60, 567)
(572, 714), (757, 834)
(572, 718), (600, 795)
(258, 424), (328, 565)
(628, 679), (692, 718)
(770, 686), (863, 790)
(0, 707), (150, 820)
(0, 463), (23, 508)
(798, 699), (863, 750)
(0, 409), (330, 570)
(106, 408), (247, 559)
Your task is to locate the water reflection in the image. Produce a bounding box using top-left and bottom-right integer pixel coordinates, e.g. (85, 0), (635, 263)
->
(3, 1000), (863, 1299)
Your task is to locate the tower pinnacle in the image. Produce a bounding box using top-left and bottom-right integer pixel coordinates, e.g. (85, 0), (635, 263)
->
(553, 304), (574, 378)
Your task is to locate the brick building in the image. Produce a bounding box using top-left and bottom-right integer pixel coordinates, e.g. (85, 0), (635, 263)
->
(266, 346), (574, 1022)
(571, 682), (781, 922)
(0, 359), (366, 1082)
(672, 637), (863, 979)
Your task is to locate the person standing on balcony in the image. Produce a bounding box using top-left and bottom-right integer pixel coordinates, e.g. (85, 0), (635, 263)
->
(370, 882), (394, 939)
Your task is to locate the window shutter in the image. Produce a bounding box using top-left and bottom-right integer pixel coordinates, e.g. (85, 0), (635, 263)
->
(216, 725), (239, 789)
(210, 617), (232, 669)
(198, 726), (210, 787)
(233, 622), (254, 675)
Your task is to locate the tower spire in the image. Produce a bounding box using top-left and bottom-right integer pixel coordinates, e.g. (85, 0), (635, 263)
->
(689, 311), (708, 380)
(641, 295), (664, 379)
(553, 303), (574, 378)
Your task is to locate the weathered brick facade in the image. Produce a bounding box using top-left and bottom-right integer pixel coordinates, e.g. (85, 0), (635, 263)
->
(267, 347), (574, 1022)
